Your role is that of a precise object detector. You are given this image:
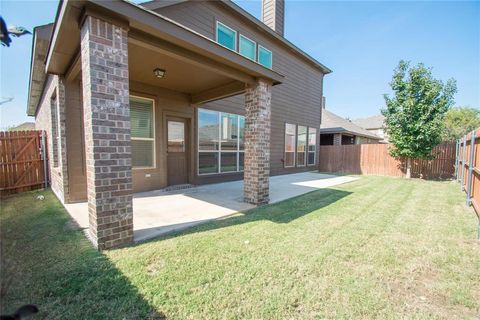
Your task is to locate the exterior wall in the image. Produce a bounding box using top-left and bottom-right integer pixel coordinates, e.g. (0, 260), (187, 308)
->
(65, 77), (87, 202)
(35, 75), (69, 203)
(155, 1), (324, 177)
(129, 81), (194, 192)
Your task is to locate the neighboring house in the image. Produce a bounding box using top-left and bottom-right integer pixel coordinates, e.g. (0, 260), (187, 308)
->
(9, 122), (35, 131)
(28, 0), (331, 249)
(352, 115), (388, 142)
(320, 109), (382, 145)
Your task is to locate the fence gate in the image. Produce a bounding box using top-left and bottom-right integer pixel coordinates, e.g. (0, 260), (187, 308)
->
(0, 130), (48, 196)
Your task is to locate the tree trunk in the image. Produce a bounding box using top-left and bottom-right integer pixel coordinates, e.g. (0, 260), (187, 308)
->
(406, 157), (412, 179)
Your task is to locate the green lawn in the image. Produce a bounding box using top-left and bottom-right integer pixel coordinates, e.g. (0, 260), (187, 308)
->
(1, 176), (479, 319)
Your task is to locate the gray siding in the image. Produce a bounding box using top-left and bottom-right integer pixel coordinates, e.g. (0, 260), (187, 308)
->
(156, 1), (324, 175)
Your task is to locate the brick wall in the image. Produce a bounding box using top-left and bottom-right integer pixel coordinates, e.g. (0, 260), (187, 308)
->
(35, 75), (69, 203)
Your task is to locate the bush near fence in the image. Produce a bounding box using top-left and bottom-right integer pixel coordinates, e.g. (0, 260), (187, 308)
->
(318, 142), (456, 180)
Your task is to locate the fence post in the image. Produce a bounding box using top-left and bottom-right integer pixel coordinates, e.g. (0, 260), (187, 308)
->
(41, 131), (48, 189)
(455, 139), (459, 180)
(461, 135), (467, 190)
(466, 130), (476, 206)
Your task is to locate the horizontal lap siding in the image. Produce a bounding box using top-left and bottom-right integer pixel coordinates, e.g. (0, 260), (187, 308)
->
(156, 1), (324, 176)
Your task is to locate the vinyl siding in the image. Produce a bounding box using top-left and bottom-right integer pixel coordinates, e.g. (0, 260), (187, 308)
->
(156, 1), (324, 176)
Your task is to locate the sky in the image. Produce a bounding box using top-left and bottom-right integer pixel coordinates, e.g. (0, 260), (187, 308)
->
(0, 0), (479, 130)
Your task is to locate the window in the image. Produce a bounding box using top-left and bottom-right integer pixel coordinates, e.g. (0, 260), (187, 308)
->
(130, 96), (155, 168)
(308, 128), (317, 166)
(258, 45), (272, 69)
(284, 123), (296, 167)
(198, 108), (245, 175)
(50, 95), (59, 168)
(239, 35), (256, 61)
(297, 126), (307, 166)
(216, 22), (236, 51)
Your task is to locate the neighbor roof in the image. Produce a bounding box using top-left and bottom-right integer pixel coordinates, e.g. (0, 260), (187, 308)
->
(320, 109), (382, 140)
(352, 115), (385, 130)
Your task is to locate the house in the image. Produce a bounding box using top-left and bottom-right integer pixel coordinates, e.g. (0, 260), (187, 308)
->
(28, 0), (331, 249)
(9, 122), (35, 131)
(352, 115), (388, 142)
(320, 109), (382, 145)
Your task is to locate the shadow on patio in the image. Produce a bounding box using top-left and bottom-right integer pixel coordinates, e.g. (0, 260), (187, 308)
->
(139, 186), (353, 243)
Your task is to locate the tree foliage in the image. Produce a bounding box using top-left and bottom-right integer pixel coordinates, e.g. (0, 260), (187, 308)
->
(382, 61), (456, 160)
(443, 106), (480, 140)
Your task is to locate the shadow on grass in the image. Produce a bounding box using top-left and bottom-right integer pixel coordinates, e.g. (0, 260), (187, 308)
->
(0, 191), (165, 319)
(140, 187), (353, 243)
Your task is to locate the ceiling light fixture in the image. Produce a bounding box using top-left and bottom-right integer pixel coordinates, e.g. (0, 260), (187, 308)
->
(153, 68), (166, 79)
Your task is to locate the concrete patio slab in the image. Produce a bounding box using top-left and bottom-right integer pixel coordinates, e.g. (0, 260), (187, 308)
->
(63, 172), (357, 242)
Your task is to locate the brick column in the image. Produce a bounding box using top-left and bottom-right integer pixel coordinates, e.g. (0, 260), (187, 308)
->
(80, 16), (133, 250)
(244, 78), (272, 205)
(333, 133), (342, 145)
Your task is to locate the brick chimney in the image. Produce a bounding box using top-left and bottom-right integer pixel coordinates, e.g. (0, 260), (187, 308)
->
(262, 0), (285, 36)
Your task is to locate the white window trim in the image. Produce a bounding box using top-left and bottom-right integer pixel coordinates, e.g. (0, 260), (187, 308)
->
(216, 21), (237, 52)
(284, 123), (296, 168)
(296, 125), (307, 167)
(307, 127), (317, 166)
(197, 108), (245, 176)
(258, 45), (273, 69)
(130, 95), (156, 170)
(239, 34), (257, 61)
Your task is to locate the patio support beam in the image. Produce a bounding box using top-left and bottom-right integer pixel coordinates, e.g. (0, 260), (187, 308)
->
(244, 78), (272, 205)
(191, 81), (246, 105)
(80, 15), (134, 250)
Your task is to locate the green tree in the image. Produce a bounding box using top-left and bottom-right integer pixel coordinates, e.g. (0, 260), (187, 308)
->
(382, 61), (456, 178)
(443, 106), (480, 140)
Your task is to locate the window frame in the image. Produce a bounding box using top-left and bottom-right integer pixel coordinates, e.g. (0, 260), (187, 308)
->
(284, 122), (296, 168)
(215, 21), (237, 52)
(258, 45), (273, 69)
(296, 125), (307, 167)
(307, 127), (317, 166)
(130, 95), (156, 170)
(239, 34), (257, 61)
(197, 108), (245, 176)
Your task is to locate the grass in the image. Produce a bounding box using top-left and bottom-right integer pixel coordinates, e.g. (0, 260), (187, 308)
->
(1, 176), (479, 319)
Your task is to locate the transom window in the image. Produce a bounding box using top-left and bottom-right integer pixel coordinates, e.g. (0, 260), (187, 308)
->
(215, 21), (272, 69)
(258, 45), (273, 69)
(130, 96), (155, 168)
(239, 35), (256, 61)
(216, 22), (237, 51)
(198, 108), (245, 175)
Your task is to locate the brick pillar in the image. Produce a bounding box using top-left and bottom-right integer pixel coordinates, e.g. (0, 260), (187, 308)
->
(333, 133), (342, 145)
(244, 78), (272, 205)
(80, 16), (133, 250)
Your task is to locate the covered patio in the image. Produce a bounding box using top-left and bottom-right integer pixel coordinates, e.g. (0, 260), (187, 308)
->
(64, 172), (357, 242)
(46, 0), (284, 249)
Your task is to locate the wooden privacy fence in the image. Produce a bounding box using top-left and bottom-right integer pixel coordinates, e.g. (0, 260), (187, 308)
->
(319, 142), (456, 180)
(456, 129), (480, 234)
(0, 130), (48, 196)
